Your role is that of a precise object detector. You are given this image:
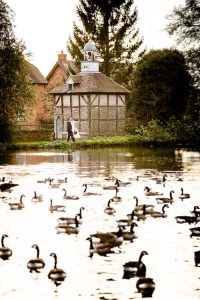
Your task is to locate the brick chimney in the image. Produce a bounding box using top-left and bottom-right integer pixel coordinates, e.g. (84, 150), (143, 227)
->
(58, 51), (67, 62)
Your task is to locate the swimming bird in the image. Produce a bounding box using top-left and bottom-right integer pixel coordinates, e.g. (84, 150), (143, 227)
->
(48, 253), (66, 285)
(104, 199), (116, 215)
(90, 227), (124, 248)
(27, 244), (45, 273)
(132, 205), (149, 221)
(136, 276), (156, 298)
(37, 177), (51, 184)
(179, 188), (190, 200)
(114, 178), (132, 187)
(175, 213), (199, 224)
(31, 191), (43, 203)
(155, 173), (167, 184)
(62, 188), (79, 200)
(123, 250), (148, 279)
(58, 207), (85, 225)
(82, 184), (102, 196)
(111, 186), (122, 202)
(121, 222), (138, 241)
(0, 181), (19, 192)
(149, 204), (169, 218)
(156, 190), (174, 204)
(9, 194), (25, 210)
(56, 215), (80, 234)
(133, 196), (154, 212)
(190, 206), (200, 217)
(144, 186), (163, 196)
(58, 177), (68, 184)
(117, 210), (137, 227)
(0, 234), (12, 260)
(48, 178), (60, 189)
(0, 177), (6, 182)
(87, 237), (115, 258)
(49, 199), (66, 213)
(190, 226), (200, 237)
(194, 250), (200, 266)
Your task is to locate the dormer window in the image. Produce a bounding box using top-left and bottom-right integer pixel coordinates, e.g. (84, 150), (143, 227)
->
(68, 83), (73, 91)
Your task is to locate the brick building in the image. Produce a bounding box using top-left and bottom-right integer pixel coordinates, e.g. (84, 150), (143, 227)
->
(17, 62), (50, 130)
(49, 40), (130, 139)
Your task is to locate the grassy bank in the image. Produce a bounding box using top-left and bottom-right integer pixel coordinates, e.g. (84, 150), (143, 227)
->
(1, 136), (137, 150)
(0, 135), (193, 151)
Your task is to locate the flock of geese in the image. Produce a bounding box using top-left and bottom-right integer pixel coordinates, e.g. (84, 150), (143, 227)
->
(0, 171), (199, 297)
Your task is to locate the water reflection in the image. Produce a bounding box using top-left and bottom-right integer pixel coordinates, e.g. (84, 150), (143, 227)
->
(0, 146), (199, 300)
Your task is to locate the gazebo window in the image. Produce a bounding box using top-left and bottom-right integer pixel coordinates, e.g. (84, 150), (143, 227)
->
(17, 110), (26, 121)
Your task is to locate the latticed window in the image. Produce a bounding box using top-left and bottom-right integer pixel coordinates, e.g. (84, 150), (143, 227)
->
(17, 110), (26, 121)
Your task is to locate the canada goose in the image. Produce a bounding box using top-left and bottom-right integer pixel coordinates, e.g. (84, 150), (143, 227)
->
(190, 226), (200, 237)
(62, 188), (79, 200)
(31, 191), (43, 203)
(133, 196), (154, 212)
(115, 178), (132, 187)
(82, 184), (102, 196)
(56, 215), (80, 234)
(0, 181), (19, 192)
(153, 173), (167, 184)
(111, 186), (122, 202)
(136, 276), (156, 298)
(104, 199), (116, 215)
(175, 213), (199, 224)
(194, 250), (200, 266)
(49, 199), (66, 213)
(37, 177), (50, 184)
(144, 186), (163, 196)
(102, 177), (118, 190)
(48, 178), (60, 189)
(48, 253), (66, 285)
(190, 206), (200, 217)
(9, 194), (25, 210)
(27, 244), (45, 273)
(58, 207), (85, 225)
(133, 205), (149, 221)
(179, 188), (190, 200)
(156, 190), (174, 204)
(117, 210), (137, 227)
(87, 237), (115, 258)
(90, 227), (124, 248)
(0, 234), (12, 260)
(123, 250), (148, 279)
(58, 177), (68, 184)
(149, 204), (169, 218)
(121, 222), (138, 241)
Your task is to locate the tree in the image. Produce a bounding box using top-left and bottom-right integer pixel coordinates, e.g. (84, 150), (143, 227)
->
(165, 0), (200, 88)
(0, 0), (33, 142)
(67, 0), (145, 87)
(127, 49), (192, 131)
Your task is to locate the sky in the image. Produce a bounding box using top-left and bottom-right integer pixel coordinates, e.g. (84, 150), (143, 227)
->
(5, 0), (185, 77)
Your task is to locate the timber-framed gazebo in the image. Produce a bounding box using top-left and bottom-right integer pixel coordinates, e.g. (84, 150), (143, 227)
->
(49, 40), (130, 139)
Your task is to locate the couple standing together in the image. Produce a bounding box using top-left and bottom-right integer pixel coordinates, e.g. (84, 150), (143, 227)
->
(67, 117), (77, 142)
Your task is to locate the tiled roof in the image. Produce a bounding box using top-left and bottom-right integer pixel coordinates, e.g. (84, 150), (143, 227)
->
(49, 72), (130, 94)
(46, 60), (77, 81)
(26, 61), (48, 84)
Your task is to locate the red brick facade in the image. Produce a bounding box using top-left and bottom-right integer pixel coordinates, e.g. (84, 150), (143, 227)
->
(18, 52), (74, 130)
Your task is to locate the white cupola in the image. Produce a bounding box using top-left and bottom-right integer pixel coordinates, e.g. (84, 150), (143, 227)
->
(81, 40), (99, 73)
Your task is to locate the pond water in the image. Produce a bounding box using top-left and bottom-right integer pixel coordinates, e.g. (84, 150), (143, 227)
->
(0, 146), (200, 300)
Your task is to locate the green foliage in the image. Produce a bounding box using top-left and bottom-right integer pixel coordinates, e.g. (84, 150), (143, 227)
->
(127, 49), (192, 127)
(67, 0), (145, 87)
(134, 119), (175, 142)
(165, 0), (200, 88)
(0, 0), (34, 142)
